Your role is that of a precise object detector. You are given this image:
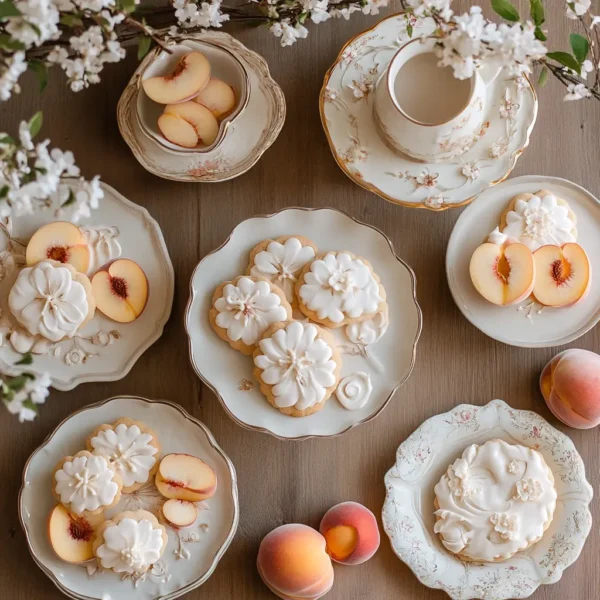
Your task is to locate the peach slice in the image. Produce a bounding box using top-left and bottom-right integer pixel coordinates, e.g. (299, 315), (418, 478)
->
(91, 259), (148, 323)
(533, 243), (591, 307)
(26, 221), (90, 273)
(164, 101), (219, 146)
(469, 242), (535, 306)
(47, 504), (103, 564)
(155, 453), (217, 502)
(158, 113), (198, 149)
(142, 51), (210, 104)
(193, 78), (236, 119)
(162, 499), (198, 528)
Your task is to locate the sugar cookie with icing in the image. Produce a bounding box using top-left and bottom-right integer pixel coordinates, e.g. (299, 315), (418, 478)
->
(87, 418), (160, 493)
(253, 320), (342, 417)
(296, 251), (387, 328)
(433, 439), (557, 562)
(93, 510), (167, 575)
(209, 275), (292, 355)
(246, 235), (317, 307)
(53, 450), (123, 517)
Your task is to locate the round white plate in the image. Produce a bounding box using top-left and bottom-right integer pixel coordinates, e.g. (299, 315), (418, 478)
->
(382, 399), (593, 600)
(320, 12), (537, 210)
(185, 207), (422, 440)
(0, 181), (174, 389)
(446, 175), (600, 347)
(19, 396), (239, 600)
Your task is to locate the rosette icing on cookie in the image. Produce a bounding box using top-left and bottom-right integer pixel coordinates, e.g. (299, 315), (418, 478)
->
(434, 439), (557, 562)
(335, 372), (372, 411)
(299, 252), (383, 323)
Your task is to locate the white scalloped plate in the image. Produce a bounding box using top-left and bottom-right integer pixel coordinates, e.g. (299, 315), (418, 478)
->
(19, 396), (239, 600)
(185, 207), (422, 440)
(0, 182), (174, 389)
(382, 400), (593, 600)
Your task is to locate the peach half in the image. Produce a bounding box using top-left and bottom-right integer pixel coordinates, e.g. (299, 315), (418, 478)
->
(533, 243), (591, 307)
(26, 221), (90, 273)
(155, 453), (217, 502)
(469, 242), (535, 306)
(142, 51), (210, 104)
(257, 524), (334, 600)
(162, 499), (198, 529)
(319, 501), (380, 565)
(540, 348), (600, 429)
(194, 78), (236, 119)
(91, 259), (148, 323)
(159, 101), (219, 148)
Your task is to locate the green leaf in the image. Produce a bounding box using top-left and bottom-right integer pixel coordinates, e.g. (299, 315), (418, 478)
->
(15, 352), (33, 366)
(28, 111), (43, 138)
(0, 0), (20, 18)
(529, 0), (545, 25)
(0, 186), (8, 199)
(22, 399), (39, 414)
(117, 0), (136, 13)
(298, 11), (308, 24)
(8, 375), (28, 392)
(61, 189), (75, 208)
(28, 60), (48, 93)
(491, 0), (520, 22)
(0, 33), (25, 50)
(407, 23), (413, 38)
(137, 35), (151, 60)
(538, 66), (548, 86)
(60, 14), (84, 28)
(534, 26), (547, 42)
(547, 51), (581, 74)
(0, 135), (15, 145)
(570, 33), (589, 63)
(1, 384), (15, 403)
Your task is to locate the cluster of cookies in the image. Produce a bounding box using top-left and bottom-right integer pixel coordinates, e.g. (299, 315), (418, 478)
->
(470, 191), (591, 308)
(48, 417), (217, 575)
(209, 235), (387, 417)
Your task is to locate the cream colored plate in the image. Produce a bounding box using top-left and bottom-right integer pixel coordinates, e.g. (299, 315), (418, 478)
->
(117, 31), (285, 182)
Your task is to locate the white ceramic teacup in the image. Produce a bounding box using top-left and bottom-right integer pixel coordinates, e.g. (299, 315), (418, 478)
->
(374, 37), (496, 162)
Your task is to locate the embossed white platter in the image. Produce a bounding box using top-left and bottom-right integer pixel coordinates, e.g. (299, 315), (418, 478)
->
(117, 31), (285, 183)
(446, 175), (600, 347)
(185, 207), (422, 440)
(382, 399), (593, 600)
(0, 181), (174, 389)
(320, 12), (537, 210)
(19, 396), (239, 600)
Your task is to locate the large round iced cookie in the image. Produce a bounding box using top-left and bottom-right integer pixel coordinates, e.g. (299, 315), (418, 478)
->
(433, 439), (557, 562)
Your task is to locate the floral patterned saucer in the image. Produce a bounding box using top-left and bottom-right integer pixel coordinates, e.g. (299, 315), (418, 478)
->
(0, 182), (174, 389)
(320, 13), (538, 210)
(382, 399), (593, 600)
(117, 31), (285, 183)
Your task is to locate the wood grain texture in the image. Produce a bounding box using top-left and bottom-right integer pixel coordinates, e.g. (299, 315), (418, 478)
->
(1, 2), (598, 599)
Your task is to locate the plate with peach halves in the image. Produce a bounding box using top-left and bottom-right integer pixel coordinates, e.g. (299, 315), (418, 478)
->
(19, 395), (238, 600)
(185, 207), (422, 440)
(446, 175), (600, 347)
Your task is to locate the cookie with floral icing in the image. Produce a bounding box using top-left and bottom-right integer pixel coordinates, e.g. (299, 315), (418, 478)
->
(93, 509), (167, 575)
(87, 418), (160, 494)
(253, 320), (342, 417)
(53, 450), (123, 517)
(296, 251), (387, 328)
(209, 275), (292, 355)
(246, 235), (318, 307)
(433, 439), (557, 563)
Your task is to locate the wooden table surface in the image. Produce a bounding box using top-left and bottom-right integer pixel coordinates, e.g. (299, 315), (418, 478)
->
(1, 2), (598, 599)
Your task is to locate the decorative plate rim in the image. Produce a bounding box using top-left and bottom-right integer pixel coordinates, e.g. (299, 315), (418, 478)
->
(319, 11), (539, 212)
(18, 395), (240, 600)
(184, 206), (423, 441)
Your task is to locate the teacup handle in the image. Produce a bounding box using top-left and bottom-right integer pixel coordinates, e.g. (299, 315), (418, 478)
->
(478, 60), (502, 86)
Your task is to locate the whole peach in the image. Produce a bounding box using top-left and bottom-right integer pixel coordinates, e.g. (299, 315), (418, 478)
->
(540, 349), (600, 429)
(319, 501), (380, 565)
(257, 524), (334, 600)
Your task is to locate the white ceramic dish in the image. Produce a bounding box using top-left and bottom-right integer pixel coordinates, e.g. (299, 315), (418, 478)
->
(0, 181), (174, 389)
(320, 12), (537, 210)
(185, 207), (422, 440)
(137, 39), (249, 154)
(118, 31), (285, 183)
(446, 175), (600, 347)
(382, 399), (593, 600)
(19, 396), (239, 600)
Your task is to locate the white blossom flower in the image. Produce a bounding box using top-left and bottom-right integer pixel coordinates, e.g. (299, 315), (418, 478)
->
(461, 161), (480, 181)
(581, 59), (594, 77)
(24, 372), (51, 405)
(490, 512), (519, 540)
(513, 478), (543, 501)
(301, 0), (330, 23)
(5, 0), (60, 48)
(564, 82), (592, 100)
(174, 0), (230, 29)
(566, 0), (591, 20)
(330, 4), (361, 20)
(406, 0), (453, 20)
(270, 20), (309, 47)
(0, 52), (27, 102)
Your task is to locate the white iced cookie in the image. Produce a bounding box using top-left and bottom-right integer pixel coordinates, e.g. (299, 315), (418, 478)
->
(433, 439), (557, 562)
(335, 372), (372, 411)
(253, 321), (342, 417)
(8, 260), (95, 342)
(87, 418), (160, 493)
(209, 275), (292, 355)
(53, 450), (122, 516)
(296, 251), (387, 328)
(93, 510), (167, 575)
(247, 236), (317, 305)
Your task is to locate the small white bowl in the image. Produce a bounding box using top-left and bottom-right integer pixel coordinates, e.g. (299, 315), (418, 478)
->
(137, 39), (250, 154)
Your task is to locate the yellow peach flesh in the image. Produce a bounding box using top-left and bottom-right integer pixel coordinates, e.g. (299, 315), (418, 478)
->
(324, 525), (358, 560)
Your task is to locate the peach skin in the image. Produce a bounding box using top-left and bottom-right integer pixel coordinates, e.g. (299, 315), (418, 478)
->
(319, 501), (380, 565)
(257, 524), (334, 600)
(540, 349), (600, 429)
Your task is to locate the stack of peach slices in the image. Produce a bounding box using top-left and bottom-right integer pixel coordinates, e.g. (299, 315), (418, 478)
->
(142, 51), (236, 149)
